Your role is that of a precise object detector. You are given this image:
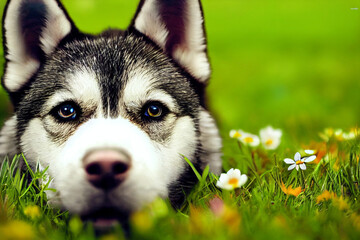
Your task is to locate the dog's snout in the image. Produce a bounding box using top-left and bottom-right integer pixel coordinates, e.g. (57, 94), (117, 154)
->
(83, 149), (131, 190)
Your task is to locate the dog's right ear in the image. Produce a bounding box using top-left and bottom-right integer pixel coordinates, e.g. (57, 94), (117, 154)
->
(2, 0), (76, 93)
(131, 0), (211, 83)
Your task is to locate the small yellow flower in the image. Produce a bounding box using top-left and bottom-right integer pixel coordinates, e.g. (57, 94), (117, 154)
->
(316, 191), (349, 210)
(23, 205), (41, 220)
(334, 129), (344, 141)
(333, 196), (349, 211)
(316, 190), (336, 204)
(333, 159), (341, 171)
(0, 220), (35, 240)
(280, 182), (302, 197)
(131, 210), (153, 233)
(319, 128), (334, 141)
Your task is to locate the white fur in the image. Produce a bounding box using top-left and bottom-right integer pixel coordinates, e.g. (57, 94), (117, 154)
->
(0, 115), (18, 158)
(21, 118), (62, 167)
(122, 73), (177, 112)
(198, 109), (222, 174)
(122, 73), (156, 105)
(153, 116), (197, 184)
(134, 0), (169, 49)
(40, 0), (72, 55)
(3, 0), (71, 92)
(49, 118), (168, 213)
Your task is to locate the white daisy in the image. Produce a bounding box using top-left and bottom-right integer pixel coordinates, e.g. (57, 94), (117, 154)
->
(229, 129), (244, 139)
(342, 131), (356, 140)
(239, 132), (260, 147)
(216, 168), (248, 190)
(259, 126), (282, 150)
(284, 152), (316, 171)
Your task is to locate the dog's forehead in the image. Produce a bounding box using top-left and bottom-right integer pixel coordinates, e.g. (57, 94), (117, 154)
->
(31, 33), (200, 116)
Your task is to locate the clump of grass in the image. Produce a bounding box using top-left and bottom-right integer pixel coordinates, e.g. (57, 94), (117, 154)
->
(0, 128), (360, 240)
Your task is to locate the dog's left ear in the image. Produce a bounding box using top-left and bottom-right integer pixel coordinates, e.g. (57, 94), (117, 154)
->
(2, 0), (76, 93)
(131, 0), (210, 83)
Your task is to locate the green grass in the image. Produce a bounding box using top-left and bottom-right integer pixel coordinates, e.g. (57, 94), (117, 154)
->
(0, 0), (360, 239)
(1, 133), (360, 239)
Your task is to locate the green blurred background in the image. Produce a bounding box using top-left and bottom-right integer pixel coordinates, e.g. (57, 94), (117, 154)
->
(0, 0), (359, 145)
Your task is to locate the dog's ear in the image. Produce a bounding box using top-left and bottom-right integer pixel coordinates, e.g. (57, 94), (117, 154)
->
(131, 0), (210, 83)
(2, 0), (76, 93)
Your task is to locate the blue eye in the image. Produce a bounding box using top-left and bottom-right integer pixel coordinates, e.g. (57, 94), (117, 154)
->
(58, 104), (77, 120)
(145, 105), (162, 118)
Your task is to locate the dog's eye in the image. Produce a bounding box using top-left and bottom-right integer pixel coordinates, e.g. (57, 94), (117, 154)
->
(142, 102), (167, 120)
(145, 105), (162, 118)
(52, 102), (79, 121)
(58, 104), (77, 119)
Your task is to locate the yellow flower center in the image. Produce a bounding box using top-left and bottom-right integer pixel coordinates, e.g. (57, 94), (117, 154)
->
(23, 205), (41, 219)
(244, 137), (254, 143)
(233, 132), (242, 138)
(228, 178), (239, 187)
(296, 160), (304, 165)
(265, 139), (273, 146)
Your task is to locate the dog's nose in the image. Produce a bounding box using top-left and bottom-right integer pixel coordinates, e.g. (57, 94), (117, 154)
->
(83, 149), (131, 190)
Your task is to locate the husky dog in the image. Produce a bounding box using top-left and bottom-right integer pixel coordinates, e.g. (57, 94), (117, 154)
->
(0, 0), (221, 226)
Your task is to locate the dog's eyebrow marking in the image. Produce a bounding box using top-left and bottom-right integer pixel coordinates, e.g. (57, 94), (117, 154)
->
(42, 90), (74, 115)
(121, 73), (157, 105)
(42, 70), (102, 116)
(146, 90), (178, 112)
(121, 73), (178, 113)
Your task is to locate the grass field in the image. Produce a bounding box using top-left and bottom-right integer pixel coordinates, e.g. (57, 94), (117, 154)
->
(0, 0), (359, 239)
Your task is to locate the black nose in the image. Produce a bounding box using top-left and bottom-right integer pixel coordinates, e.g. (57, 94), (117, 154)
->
(83, 149), (131, 190)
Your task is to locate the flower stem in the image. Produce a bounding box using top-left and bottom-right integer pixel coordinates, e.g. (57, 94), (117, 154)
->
(222, 190), (232, 203)
(299, 170), (306, 189)
(251, 150), (258, 173)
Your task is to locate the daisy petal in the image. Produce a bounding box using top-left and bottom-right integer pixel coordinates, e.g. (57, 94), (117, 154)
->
(294, 152), (301, 161)
(216, 181), (224, 188)
(296, 165), (299, 171)
(226, 168), (235, 175)
(288, 164), (296, 171)
(305, 150), (315, 154)
(232, 168), (241, 177)
(284, 158), (295, 164)
(229, 130), (237, 138)
(305, 155), (316, 163)
(239, 174), (248, 186)
(300, 163), (306, 170)
(218, 174), (229, 183)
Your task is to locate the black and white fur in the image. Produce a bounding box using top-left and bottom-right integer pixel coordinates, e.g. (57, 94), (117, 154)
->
(0, 0), (222, 224)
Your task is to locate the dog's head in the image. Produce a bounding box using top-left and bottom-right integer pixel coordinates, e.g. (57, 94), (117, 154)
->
(0, 0), (221, 226)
